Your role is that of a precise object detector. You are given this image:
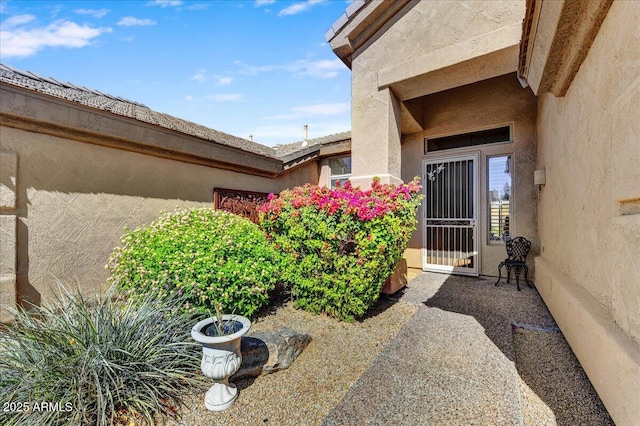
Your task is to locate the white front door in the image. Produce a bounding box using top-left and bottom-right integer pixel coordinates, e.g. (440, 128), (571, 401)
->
(423, 154), (479, 275)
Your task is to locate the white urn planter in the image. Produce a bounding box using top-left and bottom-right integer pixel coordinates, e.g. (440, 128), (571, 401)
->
(191, 314), (251, 411)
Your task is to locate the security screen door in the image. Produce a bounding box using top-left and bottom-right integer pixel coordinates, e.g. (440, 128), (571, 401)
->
(423, 154), (479, 275)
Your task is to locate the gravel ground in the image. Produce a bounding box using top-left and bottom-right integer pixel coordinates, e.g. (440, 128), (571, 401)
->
(514, 326), (614, 426)
(168, 273), (613, 426)
(170, 298), (418, 426)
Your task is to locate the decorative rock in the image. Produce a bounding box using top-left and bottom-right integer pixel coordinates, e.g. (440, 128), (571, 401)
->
(232, 327), (311, 380)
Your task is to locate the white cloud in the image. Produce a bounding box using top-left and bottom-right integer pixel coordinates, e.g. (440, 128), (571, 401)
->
(208, 94), (243, 102)
(293, 103), (350, 115)
(185, 95), (194, 101)
(3, 14), (36, 27)
(75, 8), (111, 18)
(264, 102), (350, 120)
(294, 58), (343, 79)
(233, 60), (276, 75)
(148, 0), (182, 7)
(117, 17), (156, 27)
(188, 4), (209, 10)
(250, 121), (350, 146)
(234, 58), (344, 79)
(255, 0), (276, 6)
(252, 124), (304, 143)
(190, 70), (231, 85)
(278, 0), (326, 17)
(191, 69), (206, 82)
(0, 19), (111, 58)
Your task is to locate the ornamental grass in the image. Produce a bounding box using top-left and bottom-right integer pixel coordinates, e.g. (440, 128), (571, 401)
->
(0, 284), (205, 426)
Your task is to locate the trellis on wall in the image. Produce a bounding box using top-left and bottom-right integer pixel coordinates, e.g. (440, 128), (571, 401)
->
(213, 188), (271, 223)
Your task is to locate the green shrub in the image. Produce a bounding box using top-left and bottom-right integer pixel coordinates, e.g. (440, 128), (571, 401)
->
(107, 208), (281, 318)
(0, 284), (204, 426)
(259, 177), (423, 321)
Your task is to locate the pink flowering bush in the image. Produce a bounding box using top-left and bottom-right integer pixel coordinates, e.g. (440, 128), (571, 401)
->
(259, 177), (423, 321)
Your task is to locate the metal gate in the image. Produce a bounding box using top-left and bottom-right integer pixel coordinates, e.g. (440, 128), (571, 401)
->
(423, 154), (478, 275)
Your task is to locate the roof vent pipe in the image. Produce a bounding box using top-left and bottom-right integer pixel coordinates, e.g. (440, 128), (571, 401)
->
(302, 124), (309, 147)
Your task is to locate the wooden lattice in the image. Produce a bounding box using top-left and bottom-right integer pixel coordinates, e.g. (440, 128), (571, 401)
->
(213, 188), (271, 223)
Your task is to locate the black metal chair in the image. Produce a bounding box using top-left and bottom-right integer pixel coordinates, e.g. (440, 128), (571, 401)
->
(495, 237), (532, 291)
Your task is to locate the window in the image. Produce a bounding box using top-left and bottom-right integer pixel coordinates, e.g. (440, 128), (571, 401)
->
(488, 155), (512, 243)
(426, 126), (511, 153)
(329, 156), (351, 188)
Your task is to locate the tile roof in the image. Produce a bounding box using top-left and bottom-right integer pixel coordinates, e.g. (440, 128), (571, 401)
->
(0, 64), (284, 159)
(324, 0), (366, 42)
(273, 131), (352, 157)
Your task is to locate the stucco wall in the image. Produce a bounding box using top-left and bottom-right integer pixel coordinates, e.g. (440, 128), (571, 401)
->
(349, 0), (525, 185)
(534, 1), (640, 423)
(0, 126), (317, 315)
(401, 74), (538, 275)
(536, 0), (639, 345)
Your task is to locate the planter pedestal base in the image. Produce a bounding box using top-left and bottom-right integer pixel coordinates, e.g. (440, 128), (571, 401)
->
(204, 381), (238, 411)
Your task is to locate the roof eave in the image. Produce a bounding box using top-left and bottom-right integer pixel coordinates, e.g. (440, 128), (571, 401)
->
(0, 83), (284, 178)
(326, 0), (413, 69)
(518, 0), (613, 97)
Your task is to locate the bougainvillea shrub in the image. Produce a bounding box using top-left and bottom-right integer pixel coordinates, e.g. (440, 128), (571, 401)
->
(107, 208), (281, 318)
(259, 177), (423, 321)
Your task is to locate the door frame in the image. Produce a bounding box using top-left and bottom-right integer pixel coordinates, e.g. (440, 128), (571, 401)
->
(422, 152), (480, 276)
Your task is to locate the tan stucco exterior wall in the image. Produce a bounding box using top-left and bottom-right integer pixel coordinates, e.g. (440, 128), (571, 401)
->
(401, 74), (538, 275)
(533, 1), (640, 423)
(349, 0), (525, 187)
(0, 126), (316, 319)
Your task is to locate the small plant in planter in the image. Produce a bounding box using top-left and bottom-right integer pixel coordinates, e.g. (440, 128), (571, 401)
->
(205, 303), (243, 337)
(191, 303), (251, 411)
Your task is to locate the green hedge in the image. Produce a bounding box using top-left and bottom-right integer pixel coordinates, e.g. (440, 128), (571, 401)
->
(107, 208), (281, 317)
(259, 178), (423, 321)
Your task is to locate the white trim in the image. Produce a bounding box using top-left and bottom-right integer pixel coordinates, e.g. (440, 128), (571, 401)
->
(329, 174), (351, 188)
(486, 153), (514, 245)
(422, 152), (479, 276)
(328, 156), (352, 187)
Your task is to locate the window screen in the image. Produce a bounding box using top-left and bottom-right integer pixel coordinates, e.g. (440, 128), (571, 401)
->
(488, 155), (512, 243)
(329, 157), (351, 188)
(426, 126), (511, 153)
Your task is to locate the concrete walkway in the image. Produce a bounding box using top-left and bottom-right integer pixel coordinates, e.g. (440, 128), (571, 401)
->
(322, 273), (559, 426)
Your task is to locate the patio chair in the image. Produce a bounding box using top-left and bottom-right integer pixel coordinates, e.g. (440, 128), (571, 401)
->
(495, 236), (532, 291)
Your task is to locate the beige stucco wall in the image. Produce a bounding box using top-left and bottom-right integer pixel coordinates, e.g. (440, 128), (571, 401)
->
(349, 0), (525, 186)
(401, 74), (538, 275)
(533, 1), (640, 423)
(0, 126), (316, 318)
(318, 158), (330, 187)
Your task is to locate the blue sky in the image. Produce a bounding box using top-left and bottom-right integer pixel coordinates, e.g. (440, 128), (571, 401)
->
(0, 0), (353, 146)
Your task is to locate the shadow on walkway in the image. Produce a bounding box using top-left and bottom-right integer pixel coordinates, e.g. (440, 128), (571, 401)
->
(396, 272), (612, 425)
(399, 273), (557, 361)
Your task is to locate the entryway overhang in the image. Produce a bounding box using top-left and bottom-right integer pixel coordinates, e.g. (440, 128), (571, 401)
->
(376, 24), (521, 135)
